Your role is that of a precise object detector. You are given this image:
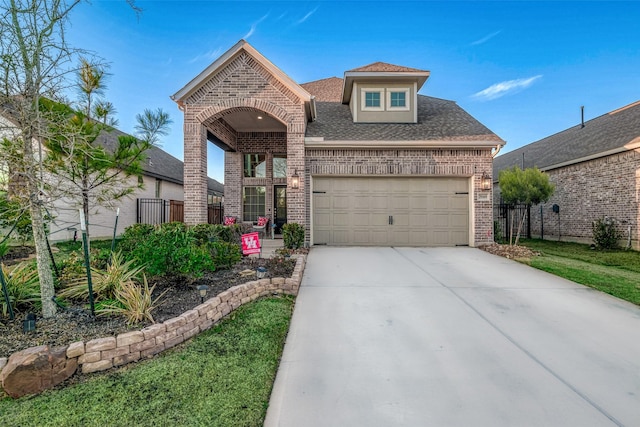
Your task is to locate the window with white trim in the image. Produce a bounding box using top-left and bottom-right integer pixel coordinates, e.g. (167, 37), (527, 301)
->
(361, 89), (384, 111)
(386, 88), (410, 111)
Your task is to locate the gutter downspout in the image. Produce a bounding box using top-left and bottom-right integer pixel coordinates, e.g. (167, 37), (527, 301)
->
(491, 143), (503, 158)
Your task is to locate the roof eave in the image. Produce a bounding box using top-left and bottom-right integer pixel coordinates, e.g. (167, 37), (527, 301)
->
(341, 71), (431, 104)
(171, 39), (314, 120)
(305, 138), (502, 149)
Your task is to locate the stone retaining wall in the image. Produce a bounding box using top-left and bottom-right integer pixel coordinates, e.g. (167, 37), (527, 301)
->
(0, 256), (305, 398)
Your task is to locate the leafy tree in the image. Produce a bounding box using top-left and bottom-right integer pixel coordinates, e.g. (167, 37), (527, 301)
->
(43, 61), (171, 238)
(499, 166), (554, 246)
(0, 0), (140, 318)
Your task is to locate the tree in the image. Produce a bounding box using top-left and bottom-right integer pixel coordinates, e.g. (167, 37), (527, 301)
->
(43, 64), (172, 238)
(499, 166), (555, 246)
(0, 0), (140, 318)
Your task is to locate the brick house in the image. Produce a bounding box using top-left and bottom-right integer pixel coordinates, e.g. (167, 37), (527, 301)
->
(172, 40), (504, 247)
(493, 101), (640, 249)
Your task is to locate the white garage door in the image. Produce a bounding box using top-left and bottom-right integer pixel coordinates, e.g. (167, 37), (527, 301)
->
(312, 177), (469, 246)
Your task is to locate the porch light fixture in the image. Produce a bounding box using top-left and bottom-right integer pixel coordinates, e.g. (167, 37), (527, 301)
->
(291, 170), (300, 189)
(256, 266), (267, 279)
(257, 115), (263, 120)
(481, 172), (492, 191)
(196, 285), (209, 303)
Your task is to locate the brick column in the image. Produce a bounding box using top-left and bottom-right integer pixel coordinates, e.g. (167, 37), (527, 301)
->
(183, 113), (208, 225)
(224, 152), (242, 219)
(287, 118), (307, 243)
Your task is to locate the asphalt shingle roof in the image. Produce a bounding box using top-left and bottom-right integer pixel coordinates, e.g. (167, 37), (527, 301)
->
(300, 77), (343, 102)
(493, 100), (640, 175)
(95, 128), (224, 195)
(305, 96), (503, 142)
(348, 62), (428, 73)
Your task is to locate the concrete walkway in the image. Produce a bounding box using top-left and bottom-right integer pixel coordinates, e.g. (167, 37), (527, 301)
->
(264, 247), (640, 427)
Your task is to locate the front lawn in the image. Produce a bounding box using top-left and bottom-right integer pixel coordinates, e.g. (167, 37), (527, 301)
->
(518, 239), (640, 305)
(0, 296), (293, 427)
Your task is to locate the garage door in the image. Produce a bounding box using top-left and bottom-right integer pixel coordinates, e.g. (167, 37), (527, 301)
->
(312, 177), (469, 246)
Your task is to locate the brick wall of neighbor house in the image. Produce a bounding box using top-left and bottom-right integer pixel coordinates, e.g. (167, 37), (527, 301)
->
(182, 52), (308, 229)
(525, 151), (640, 249)
(306, 148), (495, 246)
(495, 150), (640, 249)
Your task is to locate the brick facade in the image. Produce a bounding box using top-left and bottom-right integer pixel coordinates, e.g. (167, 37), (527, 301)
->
(526, 151), (640, 249)
(176, 42), (500, 247)
(181, 51), (308, 228)
(307, 148), (495, 246)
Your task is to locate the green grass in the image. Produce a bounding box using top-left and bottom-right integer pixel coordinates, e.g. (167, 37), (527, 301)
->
(0, 296), (294, 427)
(518, 239), (640, 305)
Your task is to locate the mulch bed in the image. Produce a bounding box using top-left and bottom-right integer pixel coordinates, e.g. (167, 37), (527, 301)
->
(0, 256), (296, 359)
(479, 243), (541, 259)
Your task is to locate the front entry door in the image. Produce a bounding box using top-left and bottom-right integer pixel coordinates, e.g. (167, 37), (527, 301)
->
(274, 186), (287, 234)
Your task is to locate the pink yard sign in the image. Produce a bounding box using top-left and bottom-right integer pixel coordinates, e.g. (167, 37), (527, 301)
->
(241, 232), (261, 255)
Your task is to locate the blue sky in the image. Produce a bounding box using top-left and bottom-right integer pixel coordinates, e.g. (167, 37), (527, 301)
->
(66, 1), (640, 183)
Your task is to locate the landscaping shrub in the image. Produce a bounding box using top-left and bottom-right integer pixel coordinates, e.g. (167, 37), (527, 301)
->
(58, 251), (144, 301)
(0, 261), (40, 317)
(118, 223), (155, 255)
(493, 220), (503, 243)
(96, 275), (166, 325)
(592, 216), (622, 249)
(282, 222), (305, 249)
(192, 223), (234, 245)
(122, 222), (215, 277)
(209, 241), (242, 269)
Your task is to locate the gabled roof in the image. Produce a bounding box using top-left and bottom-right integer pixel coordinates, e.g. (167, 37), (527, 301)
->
(171, 40), (315, 121)
(300, 77), (343, 102)
(342, 61), (431, 104)
(494, 100), (640, 176)
(348, 62), (428, 73)
(304, 95), (503, 147)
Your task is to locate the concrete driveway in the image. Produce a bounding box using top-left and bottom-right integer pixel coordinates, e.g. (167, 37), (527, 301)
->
(264, 247), (640, 427)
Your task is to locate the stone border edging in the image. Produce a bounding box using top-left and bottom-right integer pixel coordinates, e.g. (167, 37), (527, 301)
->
(0, 255), (306, 398)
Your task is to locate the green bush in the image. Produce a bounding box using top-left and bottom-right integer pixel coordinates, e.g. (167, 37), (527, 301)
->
(192, 223), (234, 245)
(1, 261), (40, 317)
(282, 222), (305, 249)
(118, 223), (155, 255)
(493, 220), (503, 243)
(209, 241), (241, 269)
(122, 222), (215, 277)
(592, 217), (622, 249)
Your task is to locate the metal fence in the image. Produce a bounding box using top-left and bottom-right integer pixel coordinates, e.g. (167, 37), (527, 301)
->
(493, 202), (530, 243)
(137, 198), (224, 225)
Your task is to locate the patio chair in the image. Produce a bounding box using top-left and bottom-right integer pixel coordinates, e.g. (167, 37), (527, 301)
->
(252, 216), (270, 239)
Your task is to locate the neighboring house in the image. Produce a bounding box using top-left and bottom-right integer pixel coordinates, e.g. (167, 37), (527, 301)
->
(493, 101), (640, 249)
(0, 110), (224, 241)
(172, 40), (504, 247)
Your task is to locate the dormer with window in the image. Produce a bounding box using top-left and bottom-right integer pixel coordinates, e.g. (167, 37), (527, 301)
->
(342, 62), (430, 124)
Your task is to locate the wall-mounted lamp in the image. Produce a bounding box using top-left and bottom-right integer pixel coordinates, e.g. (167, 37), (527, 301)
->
(291, 170), (300, 189)
(481, 172), (492, 191)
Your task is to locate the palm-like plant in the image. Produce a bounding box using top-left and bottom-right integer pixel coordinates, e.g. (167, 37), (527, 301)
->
(1, 261), (40, 317)
(58, 250), (144, 301)
(97, 275), (166, 325)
